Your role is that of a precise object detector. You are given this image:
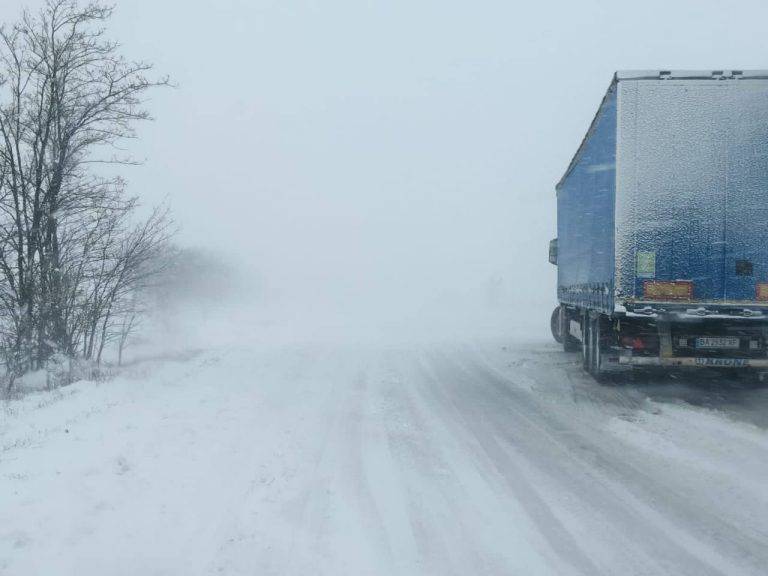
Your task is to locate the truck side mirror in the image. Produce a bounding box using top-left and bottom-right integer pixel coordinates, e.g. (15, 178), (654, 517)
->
(549, 238), (558, 265)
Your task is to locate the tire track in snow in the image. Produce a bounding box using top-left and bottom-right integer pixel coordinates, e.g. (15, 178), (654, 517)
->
(373, 350), (514, 576)
(452, 350), (765, 576)
(415, 353), (603, 576)
(491, 349), (768, 551)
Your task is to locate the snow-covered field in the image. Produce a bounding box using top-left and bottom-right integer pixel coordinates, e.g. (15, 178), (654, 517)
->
(2, 339), (767, 575)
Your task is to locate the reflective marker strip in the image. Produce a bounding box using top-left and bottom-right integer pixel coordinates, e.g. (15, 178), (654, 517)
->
(619, 356), (768, 368)
(643, 280), (693, 300)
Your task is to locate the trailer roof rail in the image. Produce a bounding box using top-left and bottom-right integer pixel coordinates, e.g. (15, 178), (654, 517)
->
(616, 69), (768, 80)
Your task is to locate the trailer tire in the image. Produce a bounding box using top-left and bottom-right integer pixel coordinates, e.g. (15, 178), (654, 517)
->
(582, 315), (591, 372)
(590, 318), (599, 375)
(590, 316), (609, 382)
(550, 307), (563, 343)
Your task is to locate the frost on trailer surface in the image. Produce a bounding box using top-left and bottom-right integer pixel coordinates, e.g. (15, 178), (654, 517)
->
(616, 72), (768, 306)
(555, 79), (617, 314)
(558, 70), (768, 312)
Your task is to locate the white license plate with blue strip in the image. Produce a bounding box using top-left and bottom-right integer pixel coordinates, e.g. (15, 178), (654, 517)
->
(695, 337), (740, 349)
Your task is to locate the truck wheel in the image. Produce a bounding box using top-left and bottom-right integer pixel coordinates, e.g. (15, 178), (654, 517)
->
(550, 307), (563, 343)
(582, 316), (591, 371)
(590, 318), (599, 374)
(590, 317), (609, 381)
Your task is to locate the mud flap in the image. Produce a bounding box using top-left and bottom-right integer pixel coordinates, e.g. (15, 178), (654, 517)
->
(658, 320), (673, 361)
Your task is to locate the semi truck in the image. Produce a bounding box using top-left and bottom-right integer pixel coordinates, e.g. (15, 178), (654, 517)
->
(550, 70), (768, 378)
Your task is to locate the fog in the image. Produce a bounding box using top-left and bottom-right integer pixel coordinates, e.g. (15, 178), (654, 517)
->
(4, 0), (767, 344)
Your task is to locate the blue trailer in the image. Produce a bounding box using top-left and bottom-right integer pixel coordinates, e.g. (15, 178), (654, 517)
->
(550, 70), (768, 377)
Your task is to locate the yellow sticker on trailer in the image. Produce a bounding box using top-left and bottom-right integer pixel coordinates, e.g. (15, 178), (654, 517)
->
(643, 280), (693, 300)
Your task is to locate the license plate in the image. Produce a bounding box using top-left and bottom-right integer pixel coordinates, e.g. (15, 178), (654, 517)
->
(695, 337), (740, 349)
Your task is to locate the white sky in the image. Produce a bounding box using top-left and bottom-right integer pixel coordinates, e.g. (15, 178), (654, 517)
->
(3, 0), (768, 337)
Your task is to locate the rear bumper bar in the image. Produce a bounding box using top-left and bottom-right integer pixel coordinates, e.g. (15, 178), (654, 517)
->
(619, 356), (768, 368)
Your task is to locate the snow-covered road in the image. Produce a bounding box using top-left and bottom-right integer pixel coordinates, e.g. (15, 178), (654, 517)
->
(2, 339), (768, 575)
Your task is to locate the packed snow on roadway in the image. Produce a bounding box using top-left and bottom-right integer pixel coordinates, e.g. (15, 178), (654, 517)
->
(1, 337), (767, 576)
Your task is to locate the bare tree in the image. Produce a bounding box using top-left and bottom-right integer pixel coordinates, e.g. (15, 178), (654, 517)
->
(115, 293), (140, 366)
(0, 1), (171, 390)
